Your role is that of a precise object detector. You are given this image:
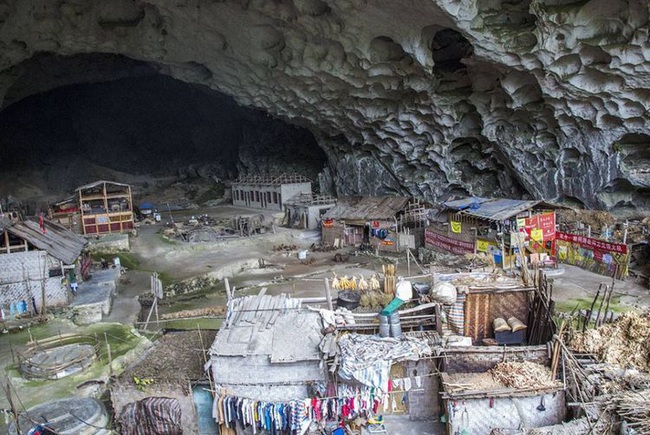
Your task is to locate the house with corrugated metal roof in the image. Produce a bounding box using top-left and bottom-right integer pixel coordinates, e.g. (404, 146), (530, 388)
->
(425, 196), (561, 268)
(321, 196), (428, 252)
(0, 216), (87, 314)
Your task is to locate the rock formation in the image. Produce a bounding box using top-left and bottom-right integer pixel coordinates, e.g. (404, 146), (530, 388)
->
(0, 0), (647, 214)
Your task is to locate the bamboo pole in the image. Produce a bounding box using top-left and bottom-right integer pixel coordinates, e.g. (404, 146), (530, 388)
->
(324, 278), (333, 311)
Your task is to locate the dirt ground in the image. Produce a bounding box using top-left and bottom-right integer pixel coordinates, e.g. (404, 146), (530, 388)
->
(119, 204), (650, 322)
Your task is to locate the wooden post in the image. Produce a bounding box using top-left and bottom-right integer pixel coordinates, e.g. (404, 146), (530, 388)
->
(4, 377), (20, 435)
(324, 278), (333, 311)
(105, 332), (113, 377)
(407, 248), (411, 276)
(40, 254), (47, 317)
(224, 278), (232, 302)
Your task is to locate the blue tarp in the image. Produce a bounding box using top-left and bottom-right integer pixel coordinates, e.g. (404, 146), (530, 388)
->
(139, 202), (155, 210)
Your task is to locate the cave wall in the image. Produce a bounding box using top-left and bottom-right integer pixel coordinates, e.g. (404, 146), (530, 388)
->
(0, 0), (647, 213)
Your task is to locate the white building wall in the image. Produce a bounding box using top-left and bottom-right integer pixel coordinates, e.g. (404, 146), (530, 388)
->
(0, 250), (70, 312)
(280, 183), (312, 207)
(232, 183), (310, 211)
(307, 205), (334, 230)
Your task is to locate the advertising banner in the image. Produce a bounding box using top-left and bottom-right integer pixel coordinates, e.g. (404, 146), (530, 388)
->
(425, 229), (474, 254)
(555, 232), (628, 279)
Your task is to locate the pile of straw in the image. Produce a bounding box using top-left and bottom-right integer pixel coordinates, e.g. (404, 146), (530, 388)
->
(569, 311), (650, 372)
(489, 361), (555, 389)
(161, 305), (226, 319)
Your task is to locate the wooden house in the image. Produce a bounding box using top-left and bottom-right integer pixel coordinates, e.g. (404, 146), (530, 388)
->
(321, 196), (427, 253)
(231, 174), (312, 211)
(426, 197), (559, 268)
(77, 181), (134, 236)
(0, 217), (87, 312)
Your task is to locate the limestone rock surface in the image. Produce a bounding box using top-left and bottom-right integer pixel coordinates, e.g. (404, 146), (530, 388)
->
(0, 0), (648, 213)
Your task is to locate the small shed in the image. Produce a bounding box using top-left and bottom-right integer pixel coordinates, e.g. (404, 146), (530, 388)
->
(427, 197), (560, 268)
(439, 346), (566, 434)
(321, 196), (426, 252)
(0, 217), (87, 311)
(231, 173), (312, 211)
(283, 193), (336, 229)
(77, 180), (134, 235)
(206, 293), (325, 432)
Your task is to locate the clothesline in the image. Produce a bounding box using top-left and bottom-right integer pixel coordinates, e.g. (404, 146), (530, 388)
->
(209, 388), (426, 402)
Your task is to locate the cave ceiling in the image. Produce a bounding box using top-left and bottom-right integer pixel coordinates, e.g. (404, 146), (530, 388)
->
(0, 0), (648, 214)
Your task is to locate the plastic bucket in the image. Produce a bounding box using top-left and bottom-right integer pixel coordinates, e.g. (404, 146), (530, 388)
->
(389, 312), (402, 339)
(379, 315), (390, 338)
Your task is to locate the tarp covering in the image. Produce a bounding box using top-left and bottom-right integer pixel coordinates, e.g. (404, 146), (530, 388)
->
(119, 397), (183, 435)
(337, 333), (432, 391)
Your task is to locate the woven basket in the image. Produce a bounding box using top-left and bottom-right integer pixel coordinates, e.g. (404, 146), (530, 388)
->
(464, 293), (491, 343)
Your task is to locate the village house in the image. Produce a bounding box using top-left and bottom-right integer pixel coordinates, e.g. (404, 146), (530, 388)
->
(77, 180), (135, 236)
(425, 197), (560, 269)
(321, 196), (428, 253)
(50, 180), (135, 236)
(0, 216), (87, 314)
(283, 193), (336, 230)
(231, 173), (312, 211)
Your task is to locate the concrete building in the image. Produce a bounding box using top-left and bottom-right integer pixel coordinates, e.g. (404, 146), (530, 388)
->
(0, 217), (87, 313)
(231, 173), (312, 211)
(283, 193), (336, 229)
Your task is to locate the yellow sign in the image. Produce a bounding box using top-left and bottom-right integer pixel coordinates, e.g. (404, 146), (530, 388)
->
(516, 218), (526, 229)
(451, 221), (462, 233)
(531, 228), (543, 242)
(477, 239), (489, 252)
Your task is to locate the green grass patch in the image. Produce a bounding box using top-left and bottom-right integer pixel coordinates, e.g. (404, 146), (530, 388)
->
(85, 323), (144, 360)
(91, 251), (141, 270)
(157, 234), (179, 246)
(555, 296), (624, 314)
(3, 323), (147, 410)
(160, 318), (221, 331)
(157, 271), (175, 287)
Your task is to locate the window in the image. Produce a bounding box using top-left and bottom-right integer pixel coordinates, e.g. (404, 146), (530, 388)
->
(266, 192), (271, 203)
(255, 191), (260, 202)
(273, 192), (278, 203)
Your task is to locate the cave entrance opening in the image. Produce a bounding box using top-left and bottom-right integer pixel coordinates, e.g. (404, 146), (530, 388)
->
(0, 53), (328, 209)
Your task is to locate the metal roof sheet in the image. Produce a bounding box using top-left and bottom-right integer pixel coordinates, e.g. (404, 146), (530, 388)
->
(76, 180), (131, 190)
(443, 197), (542, 221)
(207, 295), (324, 387)
(0, 216), (12, 232)
(323, 196), (411, 220)
(7, 218), (87, 264)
